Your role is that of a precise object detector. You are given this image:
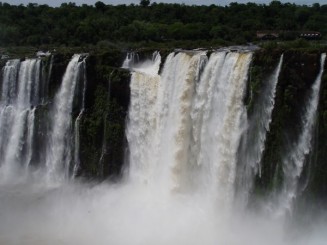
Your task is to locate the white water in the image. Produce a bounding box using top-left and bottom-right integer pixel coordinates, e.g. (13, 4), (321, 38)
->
(0, 55), (87, 182)
(275, 53), (326, 217)
(73, 111), (83, 177)
(195, 52), (252, 208)
(45, 54), (86, 182)
(0, 59), (20, 158)
(25, 107), (36, 169)
(0, 180), (318, 245)
(236, 55), (283, 206)
(126, 54), (162, 183)
(127, 51), (204, 191)
(0, 59), (41, 181)
(127, 50), (252, 210)
(122, 52), (140, 70)
(73, 57), (87, 177)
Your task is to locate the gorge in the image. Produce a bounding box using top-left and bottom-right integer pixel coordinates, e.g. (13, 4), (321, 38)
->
(0, 47), (326, 244)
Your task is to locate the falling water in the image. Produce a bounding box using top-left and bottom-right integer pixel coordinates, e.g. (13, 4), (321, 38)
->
(192, 52), (253, 208)
(0, 59), (20, 158)
(126, 51), (162, 183)
(25, 107), (36, 169)
(236, 55), (284, 207)
(0, 59), (41, 181)
(276, 53), (326, 217)
(0, 50), (326, 245)
(122, 52), (140, 70)
(0, 59), (20, 105)
(45, 54), (86, 182)
(73, 57), (87, 177)
(127, 51), (252, 207)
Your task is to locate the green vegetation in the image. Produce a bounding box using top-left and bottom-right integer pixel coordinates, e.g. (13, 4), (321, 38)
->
(0, 1), (326, 48)
(77, 51), (130, 179)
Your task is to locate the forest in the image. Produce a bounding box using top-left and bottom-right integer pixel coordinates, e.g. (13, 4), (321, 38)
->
(0, 1), (326, 48)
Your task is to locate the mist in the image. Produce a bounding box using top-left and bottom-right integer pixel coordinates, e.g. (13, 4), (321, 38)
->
(0, 175), (326, 245)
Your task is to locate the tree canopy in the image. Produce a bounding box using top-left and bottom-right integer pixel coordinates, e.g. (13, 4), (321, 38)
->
(0, 1), (326, 47)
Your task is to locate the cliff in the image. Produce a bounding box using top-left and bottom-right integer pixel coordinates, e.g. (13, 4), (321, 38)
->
(1, 47), (326, 204)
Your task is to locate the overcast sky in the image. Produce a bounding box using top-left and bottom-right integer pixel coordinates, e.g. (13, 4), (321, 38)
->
(1, 0), (325, 7)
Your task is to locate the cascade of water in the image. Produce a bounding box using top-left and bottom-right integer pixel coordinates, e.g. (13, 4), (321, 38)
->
(122, 52), (140, 70)
(190, 52), (226, 190)
(122, 51), (161, 76)
(73, 113), (83, 178)
(194, 52), (252, 208)
(127, 51), (252, 206)
(126, 53), (163, 183)
(236, 55), (283, 207)
(25, 107), (36, 169)
(73, 57), (87, 177)
(0, 59), (20, 105)
(46, 54), (86, 182)
(0, 59), (41, 181)
(143, 52), (207, 190)
(156, 52), (205, 191)
(275, 53), (326, 217)
(1, 49), (327, 245)
(0, 60), (20, 157)
(124, 51), (162, 183)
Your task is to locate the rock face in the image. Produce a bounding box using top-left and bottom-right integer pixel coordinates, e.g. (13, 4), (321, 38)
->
(79, 64), (130, 179)
(247, 50), (326, 209)
(72, 49), (130, 179)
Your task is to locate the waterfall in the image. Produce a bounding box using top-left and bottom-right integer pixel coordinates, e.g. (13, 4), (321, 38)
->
(25, 107), (36, 169)
(123, 51), (161, 75)
(0, 59), (42, 181)
(1, 49), (327, 245)
(0, 54), (87, 183)
(126, 52), (162, 183)
(127, 51), (206, 190)
(73, 57), (87, 177)
(73, 112), (83, 177)
(192, 52), (252, 207)
(236, 55), (283, 207)
(0, 59), (20, 105)
(0, 59), (20, 159)
(122, 52), (140, 70)
(127, 51), (252, 206)
(252, 55), (283, 176)
(275, 53), (326, 217)
(45, 54), (86, 182)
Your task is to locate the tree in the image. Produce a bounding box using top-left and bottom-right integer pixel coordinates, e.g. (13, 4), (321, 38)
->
(296, 8), (311, 27)
(140, 0), (150, 7)
(0, 1), (326, 46)
(95, 1), (106, 12)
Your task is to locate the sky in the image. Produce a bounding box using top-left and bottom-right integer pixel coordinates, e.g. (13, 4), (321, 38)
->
(1, 0), (325, 7)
